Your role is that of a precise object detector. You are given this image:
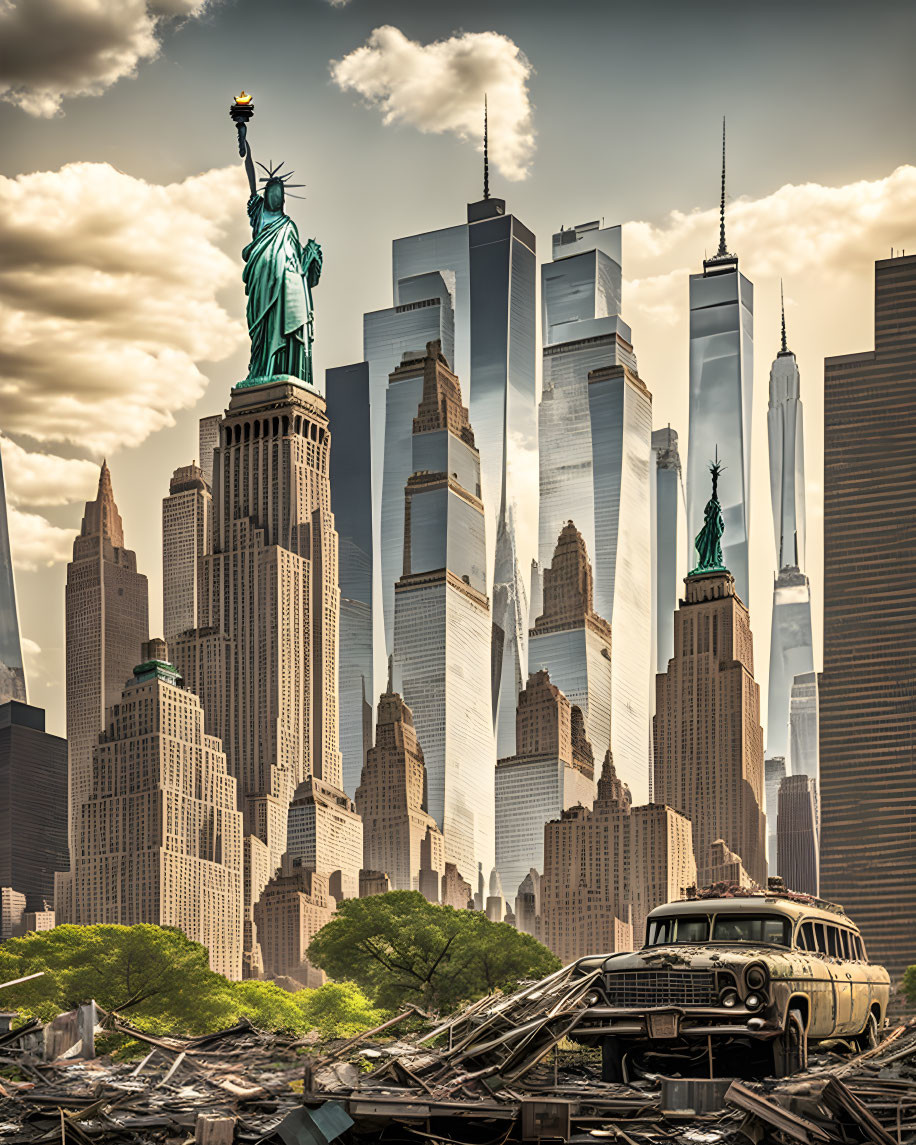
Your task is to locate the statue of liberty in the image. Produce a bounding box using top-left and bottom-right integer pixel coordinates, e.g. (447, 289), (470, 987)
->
(690, 453), (727, 574)
(230, 94), (322, 387)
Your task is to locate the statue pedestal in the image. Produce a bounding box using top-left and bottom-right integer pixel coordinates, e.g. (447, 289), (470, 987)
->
(233, 372), (319, 394)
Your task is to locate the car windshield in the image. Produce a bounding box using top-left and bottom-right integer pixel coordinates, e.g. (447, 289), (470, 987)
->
(646, 913), (791, 947)
(710, 914), (791, 946)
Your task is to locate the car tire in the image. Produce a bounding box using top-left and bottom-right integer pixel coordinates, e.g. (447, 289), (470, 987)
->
(855, 1011), (879, 1053)
(773, 1008), (808, 1077)
(601, 1037), (625, 1083)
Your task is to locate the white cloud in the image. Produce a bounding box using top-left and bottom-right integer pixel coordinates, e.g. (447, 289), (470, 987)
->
(7, 506), (73, 570)
(0, 436), (99, 508)
(0, 0), (213, 117)
(331, 26), (535, 181)
(0, 161), (247, 456)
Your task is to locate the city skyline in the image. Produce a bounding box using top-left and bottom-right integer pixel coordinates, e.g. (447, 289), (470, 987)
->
(1, 1), (914, 741)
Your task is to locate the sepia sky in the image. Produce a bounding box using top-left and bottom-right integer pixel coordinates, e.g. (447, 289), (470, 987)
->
(1, 0), (914, 738)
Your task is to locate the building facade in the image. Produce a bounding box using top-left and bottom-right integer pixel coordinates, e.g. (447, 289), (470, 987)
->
(495, 670), (596, 900)
(765, 756), (787, 875)
(820, 254), (916, 990)
(686, 136), (754, 605)
(651, 426), (687, 676)
(777, 774), (819, 896)
(0, 444), (26, 706)
(162, 463), (210, 646)
(392, 342), (494, 885)
(0, 701), (67, 913)
(68, 647), (244, 978)
(64, 462), (149, 855)
(528, 523), (613, 773)
(356, 687), (445, 892)
(253, 856), (335, 988)
(654, 564), (766, 887)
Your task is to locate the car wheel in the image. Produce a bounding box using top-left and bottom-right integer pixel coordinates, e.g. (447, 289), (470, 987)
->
(773, 1008), (808, 1077)
(855, 1011), (879, 1053)
(601, 1037), (625, 1083)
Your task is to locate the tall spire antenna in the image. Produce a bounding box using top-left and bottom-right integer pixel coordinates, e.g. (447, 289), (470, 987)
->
(483, 94), (490, 200)
(780, 278), (788, 353)
(717, 116), (727, 257)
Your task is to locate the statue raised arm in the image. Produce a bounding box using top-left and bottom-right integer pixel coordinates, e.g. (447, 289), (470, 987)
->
(228, 92), (323, 389)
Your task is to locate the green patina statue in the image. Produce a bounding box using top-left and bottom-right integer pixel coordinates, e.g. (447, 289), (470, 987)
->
(690, 454), (727, 575)
(230, 93), (322, 388)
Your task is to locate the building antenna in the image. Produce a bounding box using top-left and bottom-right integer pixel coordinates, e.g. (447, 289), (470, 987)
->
(716, 116), (728, 258)
(483, 95), (490, 201)
(780, 279), (788, 354)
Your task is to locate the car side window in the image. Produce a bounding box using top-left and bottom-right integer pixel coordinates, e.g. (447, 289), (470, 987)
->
(843, 930), (856, 960)
(857, 935), (868, 962)
(801, 921), (820, 954)
(826, 926), (841, 958)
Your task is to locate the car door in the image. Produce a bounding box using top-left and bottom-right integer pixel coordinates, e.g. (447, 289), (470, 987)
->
(825, 924), (854, 1033)
(802, 921), (836, 1037)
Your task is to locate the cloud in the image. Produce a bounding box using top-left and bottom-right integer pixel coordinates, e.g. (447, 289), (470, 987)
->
(0, 436), (99, 508)
(0, 0), (213, 117)
(0, 160), (247, 456)
(7, 506), (74, 570)
(331, 26), (535, 181)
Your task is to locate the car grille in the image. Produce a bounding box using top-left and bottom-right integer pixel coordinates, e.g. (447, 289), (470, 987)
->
(603, 970), (718, 1008)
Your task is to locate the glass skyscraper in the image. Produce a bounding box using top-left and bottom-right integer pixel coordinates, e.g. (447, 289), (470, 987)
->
(538, 221), (652, 801)
(687, 134), (754, 606)
(392, 343), (495, 884)
(327, 362), (374, 797)
(650, 426), (687, 676)
(766, 311), (814, 759)
(0, 443), (26, 706)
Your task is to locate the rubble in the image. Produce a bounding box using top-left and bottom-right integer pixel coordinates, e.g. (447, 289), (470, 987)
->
(0, 967), (913, 1144)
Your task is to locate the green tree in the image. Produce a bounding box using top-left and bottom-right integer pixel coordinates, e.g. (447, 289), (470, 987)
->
(307, 891), (560, 1012)
(295, 981), (386, 1039)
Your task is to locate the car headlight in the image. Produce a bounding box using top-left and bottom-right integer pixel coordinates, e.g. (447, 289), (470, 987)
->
(744, 993), (763, 1010)
(745, 963), (768, 991)
(720, 989), (739, 1008)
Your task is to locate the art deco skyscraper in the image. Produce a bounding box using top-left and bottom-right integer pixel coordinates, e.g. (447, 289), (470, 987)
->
(356, 685), (445, 892)
(495, 670), (596, 900)
(654, 467), (766, 886)
(69, 643), (244, 978)
(190, 376), (347, 965)
(651, 427), (687, 675)
(392, 341), (494, 883)
(766, 293), (814, 759)
(64, 462), (149, 852)
(162, 463), (210, 646)
(529, 523), (613, 776)
(820, 253), (916, 990)
(538, 222), (653, 794)
(687, 124), (754, 605)
(0, 444), (26, 706)
(777, 773), (819, 896)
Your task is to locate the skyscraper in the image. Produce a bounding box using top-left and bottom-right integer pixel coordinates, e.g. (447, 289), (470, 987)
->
(495, 669), (596, 900)
(588, 363), (653, 798)
(69, 643), (244, 978)
(392, 341), (494, 883)
(528, 523), (613, 774)
(162, 463), (210, 646)
(254, 856), (335, 988)
(654, 465), (766, 886)
(766, 294), (814, 758)
(777, 773), (819, 896)
(326, 362), (374, 796)
(765, 756), (787, 875)
(198, 414), (221, 489)
(540, 752), (695, 962)
(191, 375), (346, 968)
(820, 253), (916, 991)
(0, 443), (26, 706)
(538, 222), (652, 794)
(651, 427), (687, 675)
(788, 671), (819, 780)
(687, 124), (754, 604)
(0, 701), (67, 913)
(356, 686), (445, 892)
(64, 462), (149, 854)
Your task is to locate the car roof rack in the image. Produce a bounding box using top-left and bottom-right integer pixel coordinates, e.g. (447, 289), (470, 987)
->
(679, 877), (848, 918)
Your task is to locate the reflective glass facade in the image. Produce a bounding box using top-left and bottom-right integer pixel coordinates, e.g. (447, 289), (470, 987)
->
(687, 258), (754, 604)
(765, 755), (786, 874)
(327, 363), (373, 795)
(788, 671), (818, 782)
(527, 628), (612, 764)
(588, 368), (653, 802)
(650, 427), (687, 675)
(766, 345), (813, 758)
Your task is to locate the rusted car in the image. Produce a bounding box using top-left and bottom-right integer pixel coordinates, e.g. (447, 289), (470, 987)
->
(573, 890), (889, 1080)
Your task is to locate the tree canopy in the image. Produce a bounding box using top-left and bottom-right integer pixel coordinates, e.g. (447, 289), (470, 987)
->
(0, 924), (383, 1039)
(307, 891), (561, 1012)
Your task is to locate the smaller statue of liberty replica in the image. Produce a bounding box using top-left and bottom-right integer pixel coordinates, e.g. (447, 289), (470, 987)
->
(230, 92), (322, 387)
(690, 452), (727, 574)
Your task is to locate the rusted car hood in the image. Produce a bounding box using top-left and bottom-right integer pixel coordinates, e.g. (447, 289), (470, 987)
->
(599, 944), (806, 980)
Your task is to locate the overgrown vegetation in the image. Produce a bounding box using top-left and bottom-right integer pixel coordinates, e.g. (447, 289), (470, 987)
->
(0, 925), (383, 1039)
(307, 891), (561, 1012)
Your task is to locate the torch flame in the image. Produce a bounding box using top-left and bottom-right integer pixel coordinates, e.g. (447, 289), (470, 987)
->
(235, 91), (253, 105)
